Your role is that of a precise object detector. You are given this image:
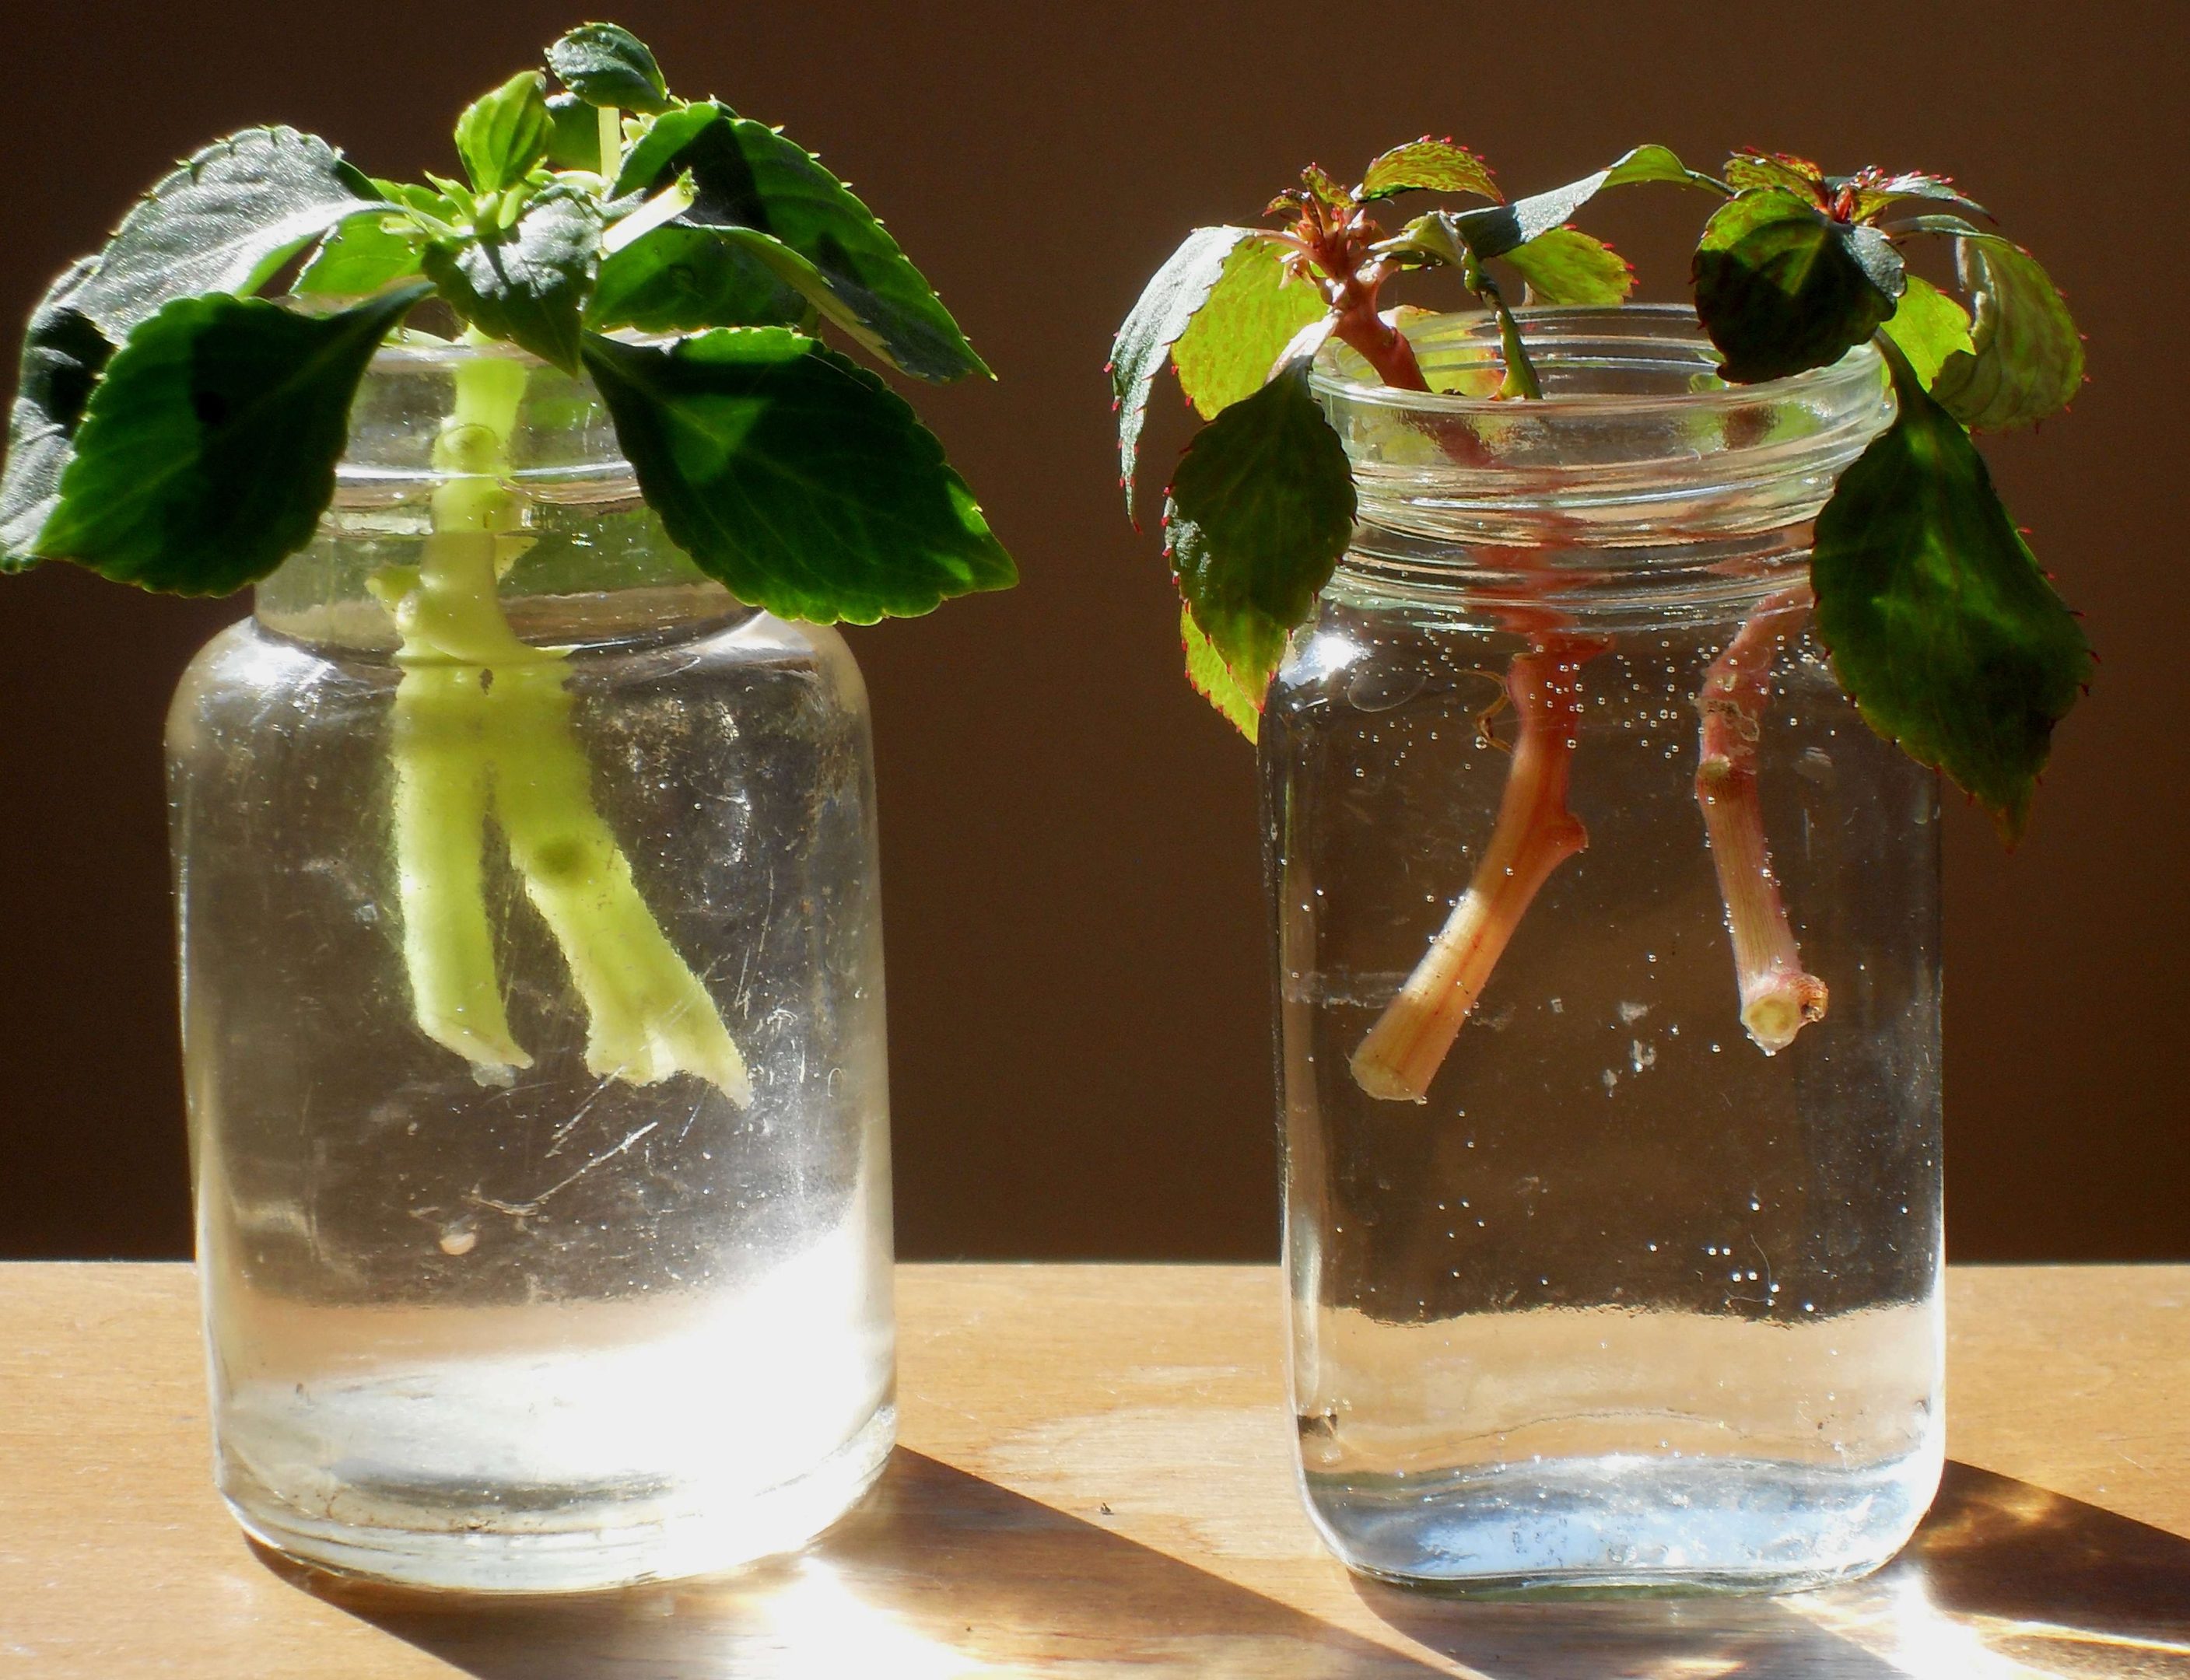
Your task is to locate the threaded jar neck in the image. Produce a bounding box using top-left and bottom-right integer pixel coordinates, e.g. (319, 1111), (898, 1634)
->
(1310, 306), (1894, 625)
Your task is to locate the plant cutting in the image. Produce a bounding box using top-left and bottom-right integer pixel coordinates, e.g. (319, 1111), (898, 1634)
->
(1113, 140), (2083, 1099)
(1115, 139), (2083, 1593)
(5, 21), (1011, 1097)
(4, 23), (1011, 1591)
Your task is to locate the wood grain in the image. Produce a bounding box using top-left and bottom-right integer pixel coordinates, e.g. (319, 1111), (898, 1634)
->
(0, 1264), (2184, 1677)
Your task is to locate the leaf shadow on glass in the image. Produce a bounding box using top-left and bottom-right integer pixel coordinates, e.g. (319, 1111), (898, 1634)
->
(255, 1447), (1443, 1677)
(1351, 1461), (2190, 1678)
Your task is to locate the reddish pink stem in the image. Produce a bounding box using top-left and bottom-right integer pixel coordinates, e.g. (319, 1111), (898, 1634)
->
(1694, 586), (1827, 1053)
(1351, 632), (1603, 1102)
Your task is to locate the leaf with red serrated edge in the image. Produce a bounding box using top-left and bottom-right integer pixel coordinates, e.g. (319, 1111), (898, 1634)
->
(1811, 338), (2088, 842)
(1302, 166), (1350, 207)
(1725, 151), (1827, 201)
(1170, 238), (1326, 420)
(1110, 225), (1270, 519)
(1501, 227), (1635, 306)
(1845, 170), (1989, 222)
(1182, 603), (1263, 739)
(1931, 234), (2083, 430)
(1358, 138), (1501, 203)
(1165, 359), (1355, 699)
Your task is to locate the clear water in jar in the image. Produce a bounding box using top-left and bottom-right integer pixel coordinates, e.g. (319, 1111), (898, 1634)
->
(172, 597), (894, 1591)
(1267, 603), (1943, 1593)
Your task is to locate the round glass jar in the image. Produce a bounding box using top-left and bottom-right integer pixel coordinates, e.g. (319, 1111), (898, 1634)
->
(167, 341), (894, 1591)
(1267, 306), (1941, 1594)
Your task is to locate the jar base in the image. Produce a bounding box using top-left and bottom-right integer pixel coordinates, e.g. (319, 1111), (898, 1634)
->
(1302, 1448), (1939, 1597)
(223, 1402), (896, 1594)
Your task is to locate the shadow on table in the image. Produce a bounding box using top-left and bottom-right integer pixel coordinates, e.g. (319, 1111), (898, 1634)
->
(265, 1447), (1441, 1678)
(1352, 1460), (2190, 1679)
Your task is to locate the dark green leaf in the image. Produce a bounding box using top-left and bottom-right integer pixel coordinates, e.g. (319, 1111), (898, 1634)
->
(1501, 227), (1635, 306)
(580, 327), (1016, 624)
(73, 128), (379, 334)
(1879, 273), (1972, 389)
(1169, 236), (1325, 420)
(1357, 139), (1500, 203)
(423, 189), (601, 371)
(1165, 359), (1355, 695)
(545, 93), (605, 170)
(1931, 235), (2083, 430)
(1109, 225), (1267, 518)
(587, 224), (810, 334)
(455, 71), (553, 194)
(1812, 341), (2088, 840)
(615, 102), (984, 382)
(36, 285), (428, 594)
(547, 23), (675, 114)
(1693, 187), (1904, 382)
(1, 261), (114, 569)
(1181, 603), (1262, 740)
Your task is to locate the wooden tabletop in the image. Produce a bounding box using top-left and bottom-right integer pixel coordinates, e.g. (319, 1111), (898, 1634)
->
(2, 1263), (2185, 1678)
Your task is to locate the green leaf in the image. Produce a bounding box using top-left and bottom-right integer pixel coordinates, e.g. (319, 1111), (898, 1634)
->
(72, 128), (380, 334)
(1393, 145), (1719, 271)
(0, 261), (114, 569)
(1357, 138), (1500, 203)
(36, 285), (428, 594)
(1879, 273), (1973, 389)
(1501, 227), (1635, 306)
(424, 188), (601, 371)
(1165, 359), (1355, 695)
(1930, 235), (2083, 431)
(616, 101), (985, 383)
(1600, 143), (1726, 193)
(588, 224), (810, 334)
(294, 182), (456, 296)
(1109, 225), (1269, 518)
(1182, 603), (1262, 740)
(455, 70), (553, 194)
(580, 327), (1016, 624)
(1169, 237), (1325, 420)
(545, 93), (605, 171)
(547, 23), (675, 114)
(1811, 341), (2088, 841)
(1693, 187), (1904, 382)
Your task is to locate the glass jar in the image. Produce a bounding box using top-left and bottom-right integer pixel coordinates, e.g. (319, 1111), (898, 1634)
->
(1267, 306), (1940, 1594)
(167, 341), (894, 1591)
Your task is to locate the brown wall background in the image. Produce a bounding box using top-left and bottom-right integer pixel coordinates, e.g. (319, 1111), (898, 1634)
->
(2, 0), (2183, 1262)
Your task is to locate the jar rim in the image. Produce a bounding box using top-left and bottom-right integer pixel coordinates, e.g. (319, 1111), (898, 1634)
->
(1308, 303), (1883, 418)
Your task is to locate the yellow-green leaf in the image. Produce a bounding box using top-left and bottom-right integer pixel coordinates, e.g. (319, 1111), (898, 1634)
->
(1501, 227), (1635, 307)
(1169, 238), (1325, 419)
(1880, 274), (1973, 389)
(1358, 139), (1500, 203)
(1182, 604), (1262, 740)
(1932, 236), (2083, 431)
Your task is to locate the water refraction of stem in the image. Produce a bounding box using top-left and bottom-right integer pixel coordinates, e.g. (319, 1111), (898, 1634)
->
(1351, 635), (1600, 1102)
(1694, 586), (1827, 1053)
(373, 344), (750, 1102)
